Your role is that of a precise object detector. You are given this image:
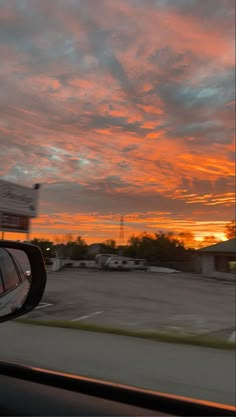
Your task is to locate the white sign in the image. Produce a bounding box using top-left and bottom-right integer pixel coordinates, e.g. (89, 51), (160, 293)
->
(0, 179), (39, 217)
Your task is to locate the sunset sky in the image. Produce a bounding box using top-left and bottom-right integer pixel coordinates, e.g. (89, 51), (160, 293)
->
(0, 0), (235, 244)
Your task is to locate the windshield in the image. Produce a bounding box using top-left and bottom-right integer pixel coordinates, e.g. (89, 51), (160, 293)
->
(0, 0), (235, 408)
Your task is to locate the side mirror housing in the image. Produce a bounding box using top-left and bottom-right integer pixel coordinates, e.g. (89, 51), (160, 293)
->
(0, 240), (47, 323)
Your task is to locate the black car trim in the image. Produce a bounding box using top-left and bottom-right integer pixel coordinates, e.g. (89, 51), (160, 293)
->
(0, 361), (235, 416)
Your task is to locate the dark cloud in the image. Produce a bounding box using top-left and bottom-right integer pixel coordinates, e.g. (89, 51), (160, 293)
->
(117, 161), (131, 170)
(149, 68), (235, 143)
(73, 4), (140, 110)
(155, 0), (235, 20)
(39, 181), (192, 216)
(122, 144), (139, 153)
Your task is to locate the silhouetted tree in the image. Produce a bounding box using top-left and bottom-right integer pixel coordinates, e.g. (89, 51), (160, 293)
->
(63, 233), (75, 243)
(30, 238), (55, 259)
(224, 220), (236, 239)
(54, 243), (67, 259)
(100, 239), (117, 254)
(70, 236), (88, 260)
(123, 232), (193, 262)
(198, 235), (221, 248)
(178, 232), (197, 249)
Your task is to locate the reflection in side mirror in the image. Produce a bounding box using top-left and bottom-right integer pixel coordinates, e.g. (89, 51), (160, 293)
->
(0, 240), (46, 324)
(0, 248), (31, 317)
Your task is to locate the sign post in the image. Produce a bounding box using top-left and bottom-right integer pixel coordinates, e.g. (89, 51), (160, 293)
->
(0, 180), (40, 240)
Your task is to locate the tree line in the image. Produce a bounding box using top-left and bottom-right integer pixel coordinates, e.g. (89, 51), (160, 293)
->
(30, 220), (236, 262)
(31, 233), (194, 263)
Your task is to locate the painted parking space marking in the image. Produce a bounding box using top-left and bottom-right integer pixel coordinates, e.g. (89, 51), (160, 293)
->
(72, 311), (103, 322)
(35, 302), (53, 310)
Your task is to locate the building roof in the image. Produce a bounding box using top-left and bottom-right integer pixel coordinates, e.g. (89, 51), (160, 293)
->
(198, 238), (236, 253)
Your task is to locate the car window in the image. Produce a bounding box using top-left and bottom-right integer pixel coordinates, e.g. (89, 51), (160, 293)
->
(0, 248), (20, 292)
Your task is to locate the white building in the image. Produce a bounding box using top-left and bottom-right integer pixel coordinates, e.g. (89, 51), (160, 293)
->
(198, 238), (236, 280)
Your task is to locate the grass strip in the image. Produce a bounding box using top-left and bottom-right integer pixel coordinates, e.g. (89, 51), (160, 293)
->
(16, 318), (235, 350)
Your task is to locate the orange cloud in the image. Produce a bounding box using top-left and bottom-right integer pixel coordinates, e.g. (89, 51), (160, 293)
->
(0, 0), (234, 245)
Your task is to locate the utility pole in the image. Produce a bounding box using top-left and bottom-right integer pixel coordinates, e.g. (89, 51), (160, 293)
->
(119, 215), (125, 246)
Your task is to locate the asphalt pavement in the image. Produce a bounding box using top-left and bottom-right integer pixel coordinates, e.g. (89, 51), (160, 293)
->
(24, 269), (235, 338)
(0, 322), (235, 406)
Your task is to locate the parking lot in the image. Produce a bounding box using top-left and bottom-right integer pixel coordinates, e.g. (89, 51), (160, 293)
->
(25, 268), (235, 337)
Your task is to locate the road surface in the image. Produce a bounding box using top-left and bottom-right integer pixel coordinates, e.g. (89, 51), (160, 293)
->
(0, 322), (235, 406)
(24, 269), (235, 338)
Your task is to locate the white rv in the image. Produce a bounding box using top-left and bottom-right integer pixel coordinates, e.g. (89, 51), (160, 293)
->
(104, 256), (147, 271)
(95, 254), (118, 269)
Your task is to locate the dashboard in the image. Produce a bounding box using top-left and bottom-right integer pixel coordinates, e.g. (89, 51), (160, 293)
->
(0, 374), (166, 416)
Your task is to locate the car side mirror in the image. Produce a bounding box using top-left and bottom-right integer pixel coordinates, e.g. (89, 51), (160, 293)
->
(0, 240), (46, 323)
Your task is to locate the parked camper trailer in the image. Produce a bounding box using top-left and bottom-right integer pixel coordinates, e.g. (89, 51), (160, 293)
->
(95, 253), (118, 269)
(95, 254), (147, 271)
(104, 256), (147, 271)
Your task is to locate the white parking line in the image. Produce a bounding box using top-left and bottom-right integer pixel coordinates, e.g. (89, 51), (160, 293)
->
(35, 302), (53, 310)
(72, 311), (103, 322)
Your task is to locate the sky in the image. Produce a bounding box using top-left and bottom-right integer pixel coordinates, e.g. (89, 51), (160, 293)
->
(0, 0), (235, 244)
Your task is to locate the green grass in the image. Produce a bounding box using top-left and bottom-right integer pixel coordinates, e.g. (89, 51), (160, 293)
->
(16, 318), (235, 350)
